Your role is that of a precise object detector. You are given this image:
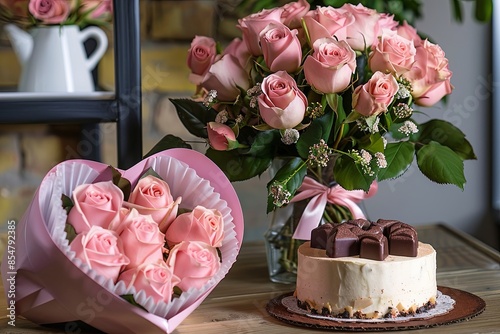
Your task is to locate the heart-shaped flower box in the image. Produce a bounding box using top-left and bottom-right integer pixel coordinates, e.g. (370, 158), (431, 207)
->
(1, 148), (244, 333)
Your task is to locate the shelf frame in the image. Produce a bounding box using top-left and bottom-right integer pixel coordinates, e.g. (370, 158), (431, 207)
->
(0, 0), (143, 169)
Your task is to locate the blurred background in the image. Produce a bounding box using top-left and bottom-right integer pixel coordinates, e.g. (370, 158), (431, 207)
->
(0, 0), (497, 249)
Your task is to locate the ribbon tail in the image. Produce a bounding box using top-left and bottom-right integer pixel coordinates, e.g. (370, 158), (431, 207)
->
(292, 193), (327, 240)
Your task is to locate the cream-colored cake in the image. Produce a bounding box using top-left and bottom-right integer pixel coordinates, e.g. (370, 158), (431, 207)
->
(295, 241), (437, 319)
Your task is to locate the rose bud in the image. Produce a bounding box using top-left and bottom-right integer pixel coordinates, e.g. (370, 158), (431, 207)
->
(352, 71), (399, 117)
(207, 122), (239, 151)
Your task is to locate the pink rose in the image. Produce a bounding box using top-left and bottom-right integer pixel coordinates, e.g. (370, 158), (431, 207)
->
(259, 22), (302, 73)
(115, 209), (165, 270)
(29, 0), (70, 24)
(187, 36), (217, 85)
(80, 0), (112, 19)
(207, 122), (237, 151)
(303, 7), (354, 45)
(303, 37), (356, 94)
(223, 38), (252, 72)
(352, 71), (399, 117)
(125, 175), (181, 233)
(258, 70), (307, 129)
(404, 40), (453, 106)
(369, 30), (416, 76)
(237, 7), (284, 56)
(70, 226), (129, 283)
(397, 20), (422, 47)
(118, 262), (180, 304)
(373, 13), (398, 46)
(68, 181), (124, 234)
(201, 54), (250, 102)
(165, 205), (224, 248)
(341, 3), (380, 51)
(280, 0), (310, 29)
(166, 241), (221, 291)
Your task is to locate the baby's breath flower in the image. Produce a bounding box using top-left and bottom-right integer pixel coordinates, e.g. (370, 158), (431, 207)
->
(215, 109), (229, 123)
(396, 78), (412, 99)
(235, 114), (244, 124)
(203, 90), (218, 107)
(281, 128), (300, 145)
(360, 149), (372, 164)
(394, 103), (413, 119)
(356, 117), (380, 133)
(247, 83), (262, 109)
(350, 149), (374, 176)
(269, 182), (291, 207)
(375, 152), (387, 168)
(398, 120), (419, 136)
(306, 102), (324, 119)
(308, 139), (332, 167)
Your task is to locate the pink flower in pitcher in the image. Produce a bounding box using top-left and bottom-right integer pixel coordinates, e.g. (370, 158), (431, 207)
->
(80, 0), (113, 19)
(207, 122), (237, 151)
(187, 36), (217, 85)
(369, 30), (416, 76)
(303, 37), (356, 94)
(280, 0), (310, 29)
(70, 226), (130, 283)
(125, 175), (181, 233)
(119, 262), (180, 304)
(166, 241), (221, 291)
(259, 22), (302, 73)
(258, 70), (307, 129)
(28, 0), (71, 24)
(165, 205), (224, 248)
(115, 209), (165, 270)
(68, 181), (124, 234)
(352, 71), (399, 117)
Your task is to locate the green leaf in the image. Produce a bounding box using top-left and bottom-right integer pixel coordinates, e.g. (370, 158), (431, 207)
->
(61, 194), (74, 214)
(120, 294), (148, 312)
(64, 223), (77, 244)
(205, 148), (272, 181)
(296, 111), (335, 159)
(416, 141), (466, 190)
(140, 167), (163, 181)
(266, 157), (307, 213)
(144, 134), (192, 158)
(358, 133), (385, 153)
(378, 142), (415, 181)
(333, 155), (376, 191)
(415, 119), (476, 160)
(91, 166), (131, 200)
(244, 130), (280, 156)
(170, 99), (217, 138)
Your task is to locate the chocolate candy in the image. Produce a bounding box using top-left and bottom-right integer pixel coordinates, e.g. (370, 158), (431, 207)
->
(310, 219), (419, 261)
(326, 227), (359, 258)
(311, 223), (335, 250)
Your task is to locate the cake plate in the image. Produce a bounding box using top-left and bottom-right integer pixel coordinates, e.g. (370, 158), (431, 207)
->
(266, 286), (485, 331)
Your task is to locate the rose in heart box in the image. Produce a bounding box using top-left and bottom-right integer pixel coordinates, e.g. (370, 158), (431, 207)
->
(1, 148), (244, 334)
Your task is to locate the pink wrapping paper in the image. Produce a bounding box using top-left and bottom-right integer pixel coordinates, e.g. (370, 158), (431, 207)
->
(1, 148), (244, 333)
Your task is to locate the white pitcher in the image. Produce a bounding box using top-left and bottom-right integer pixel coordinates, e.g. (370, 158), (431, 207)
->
(5, 24), (108, 93)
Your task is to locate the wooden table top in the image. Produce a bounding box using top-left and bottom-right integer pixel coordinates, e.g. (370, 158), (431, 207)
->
(1, 223), (499, 333)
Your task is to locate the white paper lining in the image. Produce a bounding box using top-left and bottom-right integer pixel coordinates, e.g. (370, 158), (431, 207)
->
(38, 156), (238, 320)
(282, 291), (456, 323)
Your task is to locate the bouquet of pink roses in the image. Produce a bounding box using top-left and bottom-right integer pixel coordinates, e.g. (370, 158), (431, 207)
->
(1, 149), (243, 334)
(166, 0), (475, 227)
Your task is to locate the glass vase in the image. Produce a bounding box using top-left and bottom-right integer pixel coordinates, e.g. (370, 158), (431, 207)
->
(264, 200), (307, 284)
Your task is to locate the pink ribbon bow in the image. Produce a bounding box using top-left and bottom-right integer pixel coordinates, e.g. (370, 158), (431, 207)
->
(290, 176), (378, 240)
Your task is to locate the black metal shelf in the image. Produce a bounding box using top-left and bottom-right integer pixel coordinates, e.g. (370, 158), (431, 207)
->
(0, 0), (142, 169)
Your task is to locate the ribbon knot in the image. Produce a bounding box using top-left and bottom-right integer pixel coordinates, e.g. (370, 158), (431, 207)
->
(290, 176), (378, 240)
